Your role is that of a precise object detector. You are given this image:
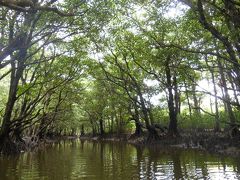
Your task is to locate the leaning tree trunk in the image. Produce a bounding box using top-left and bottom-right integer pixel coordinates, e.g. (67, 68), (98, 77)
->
(138, 92), (159, 141)
(217, 60), (239, 137)
(184, 80), (192, 118)
(0, 48), (27, 154)
(0, 10), (35, 153)
(217, 60), (236, 124)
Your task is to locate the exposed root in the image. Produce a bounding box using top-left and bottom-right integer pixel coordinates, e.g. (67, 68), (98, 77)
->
(229, 126), (240, 139)
(147, 126), (161, 143)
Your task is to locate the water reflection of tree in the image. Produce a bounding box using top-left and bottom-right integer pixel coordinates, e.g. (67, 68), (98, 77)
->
(171, 150), (183, 180)
(35, 140), (78, 179)
(146, 147), (183, 179)
(135, 145), (144, 179)
(80, 139), (85, 150)
(133, 147), (236, 179)
(0, 155), (20, 180)
(235, 157), (240, 173)
(1, 142), (240, 179)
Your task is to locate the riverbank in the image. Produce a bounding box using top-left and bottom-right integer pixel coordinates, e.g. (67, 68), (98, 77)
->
(15, 135), (79, 153)
(1, 139), (239, 180)
(1, 131), (239, 157)
(79, 131), (240, 157)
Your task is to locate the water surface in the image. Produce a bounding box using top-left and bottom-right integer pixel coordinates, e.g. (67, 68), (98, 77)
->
(0, 140), (239, 179)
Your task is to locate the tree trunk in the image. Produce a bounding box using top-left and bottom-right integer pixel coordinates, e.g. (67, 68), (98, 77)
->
(210, 68), (220, 131)
(192, 84), (200, 114)
(0, 48), (27, 153)
(133, 101), (143, 136)
(165, 57), (178, 137)
(138, 92), (159, 141)
(227, 71), (240, 106)
(184, 80), (192, 118)
(217, 60), (236, 124)
(217, 60), (240, 137)
(99, 117), (105, 135)
(80, 124), (85, 136)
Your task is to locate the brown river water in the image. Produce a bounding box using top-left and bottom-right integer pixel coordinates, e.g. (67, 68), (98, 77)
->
(0, 140), (239, 179)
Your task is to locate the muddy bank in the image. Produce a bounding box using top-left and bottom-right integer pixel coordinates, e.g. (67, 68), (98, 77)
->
(29, 135), (79, 147)
(79, 131), (240, 157)
(2, 132), (239, 157)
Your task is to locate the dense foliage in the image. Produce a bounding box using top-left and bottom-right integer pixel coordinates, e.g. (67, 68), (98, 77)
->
(0, 0), (239, 153)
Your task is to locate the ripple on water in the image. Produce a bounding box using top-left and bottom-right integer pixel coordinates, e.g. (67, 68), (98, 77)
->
(0, 140), (239, 180)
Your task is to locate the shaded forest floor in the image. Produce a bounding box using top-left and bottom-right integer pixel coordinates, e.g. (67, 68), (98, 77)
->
(79, 131), (240, 157)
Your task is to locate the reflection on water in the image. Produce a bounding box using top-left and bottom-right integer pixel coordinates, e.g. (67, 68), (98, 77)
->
(0, 140), (239, 180)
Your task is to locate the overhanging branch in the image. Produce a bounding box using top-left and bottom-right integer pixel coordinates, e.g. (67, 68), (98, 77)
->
(0, 1), (74, 17)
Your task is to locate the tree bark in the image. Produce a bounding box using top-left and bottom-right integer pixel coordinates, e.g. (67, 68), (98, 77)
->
(217, 60), (236, 124)
(99, 117), (105, 135)
(184, 80), (192, 117)
(210, 68), (220, 131)
(165, 57), (178, 137)
(133, 100), (143, 136)
(0, 47), (27, 152)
